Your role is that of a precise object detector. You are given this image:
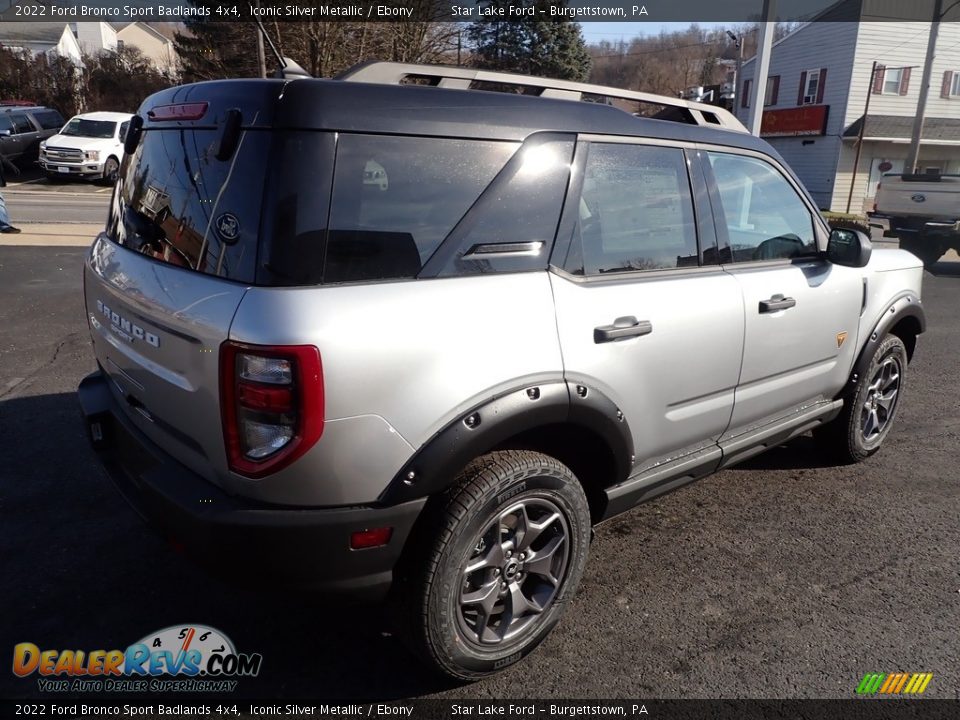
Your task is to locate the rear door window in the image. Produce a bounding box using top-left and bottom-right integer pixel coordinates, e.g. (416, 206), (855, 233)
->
(324, 134), (518, 283)
(565, 143), (699, 275)
(10, 114), (34, 134)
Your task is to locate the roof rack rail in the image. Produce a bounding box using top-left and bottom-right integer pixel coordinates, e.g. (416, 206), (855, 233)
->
(335, 61), (747, 133)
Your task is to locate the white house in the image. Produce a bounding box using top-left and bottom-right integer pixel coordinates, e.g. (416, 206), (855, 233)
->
(0, 21), (117, 65)
(116, 22), (177, 76)
(0, 22), (84, 65)
(735, 0), (960, 213)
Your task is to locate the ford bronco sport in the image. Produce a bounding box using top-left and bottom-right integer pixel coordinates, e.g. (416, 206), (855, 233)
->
(78, 62), (925, 680)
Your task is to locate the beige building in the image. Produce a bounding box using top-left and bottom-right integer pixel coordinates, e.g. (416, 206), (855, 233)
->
(736, 0), (960, 213)
(116, 23), (178, 76)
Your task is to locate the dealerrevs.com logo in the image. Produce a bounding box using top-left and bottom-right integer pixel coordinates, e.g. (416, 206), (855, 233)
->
(12, 625), (262, 693)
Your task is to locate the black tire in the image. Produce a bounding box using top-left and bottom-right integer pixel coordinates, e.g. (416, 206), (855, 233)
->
(101, 157), (119, 185)
(394, 450), (591, 680)
(814, 334), (908, 463)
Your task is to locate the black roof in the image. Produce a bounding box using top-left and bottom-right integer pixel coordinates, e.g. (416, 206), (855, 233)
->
(140, 78), (774, 156)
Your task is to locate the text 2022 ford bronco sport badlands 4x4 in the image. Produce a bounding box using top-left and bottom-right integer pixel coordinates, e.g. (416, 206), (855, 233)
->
(78, 62), (925, 680)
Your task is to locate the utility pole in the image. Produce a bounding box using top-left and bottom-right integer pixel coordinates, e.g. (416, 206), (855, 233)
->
(846, 61), (878, 214)
(255, 0), (267, 78)
(905, 0), (943, 173)
(747, 0), (776, 136)
(727, 30), (743, 113)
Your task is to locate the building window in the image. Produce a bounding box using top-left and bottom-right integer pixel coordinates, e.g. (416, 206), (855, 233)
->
(803, 69), (821, 103)
(741, 76), (779, 108)
(874, 65), (910, 95)
(943, 71), (960, 98)
(883, 67), (903, 94)
(764, 76), (780, 106)
(798, 69), (826, 105)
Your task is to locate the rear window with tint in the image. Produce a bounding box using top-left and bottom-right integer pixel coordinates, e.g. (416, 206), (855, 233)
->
(326, 134), (518, 283)
(106, 129), (269, 283)
(34, 110), (65, 130)
(277, 134), (518, 285)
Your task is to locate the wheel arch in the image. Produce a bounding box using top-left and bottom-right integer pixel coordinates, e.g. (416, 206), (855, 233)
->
(846, 297), (925, 398)
(379, 381), (633, 523)
(889, 314), (922, 362)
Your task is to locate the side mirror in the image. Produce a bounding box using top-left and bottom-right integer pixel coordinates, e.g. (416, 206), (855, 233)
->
(123, 115), (144, 156)
(0, 130), (10, 137)
(826, 228), (872, 268)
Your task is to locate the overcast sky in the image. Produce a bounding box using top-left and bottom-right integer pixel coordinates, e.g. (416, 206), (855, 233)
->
(579, 21), (725, 43)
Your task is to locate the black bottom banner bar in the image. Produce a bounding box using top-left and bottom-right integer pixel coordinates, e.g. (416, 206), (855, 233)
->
(2, 699), (958, 720)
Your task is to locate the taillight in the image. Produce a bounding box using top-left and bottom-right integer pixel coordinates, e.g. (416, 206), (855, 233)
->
(147, 102), (208, 122)
(220, 341), (323, 478)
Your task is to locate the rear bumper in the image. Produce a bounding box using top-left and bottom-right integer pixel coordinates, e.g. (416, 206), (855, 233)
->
(78, 370), (425, 602)
(869, 213), (960, 236)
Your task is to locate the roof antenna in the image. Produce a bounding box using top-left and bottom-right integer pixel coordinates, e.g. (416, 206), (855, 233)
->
(252, 15), (311, 79)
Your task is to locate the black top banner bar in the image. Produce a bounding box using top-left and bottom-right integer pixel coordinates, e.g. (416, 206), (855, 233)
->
(1, 0), (959, 23)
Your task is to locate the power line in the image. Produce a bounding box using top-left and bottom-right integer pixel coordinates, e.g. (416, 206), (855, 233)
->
(591, 40), (721, 60)
(868, 25), (935, 62)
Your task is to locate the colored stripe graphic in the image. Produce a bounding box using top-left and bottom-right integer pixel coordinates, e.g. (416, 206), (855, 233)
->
(857, 672), (932, 695)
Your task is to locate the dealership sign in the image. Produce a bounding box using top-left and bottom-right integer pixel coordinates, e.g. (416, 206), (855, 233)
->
(760, 105), (829, 137)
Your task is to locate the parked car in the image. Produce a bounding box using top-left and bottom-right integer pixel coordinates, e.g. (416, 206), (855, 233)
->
(0, 105), (64, 166)
(39, 111), (132, 184)
(871, 173), (960, 266)
(78, 62), (925, 681)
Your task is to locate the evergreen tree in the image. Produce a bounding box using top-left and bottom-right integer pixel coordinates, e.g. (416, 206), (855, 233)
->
(468, 0), (591, 81)
(528, 3), (592, 81)
(175, 21), (261, 83)
(467, 1), (529, 74)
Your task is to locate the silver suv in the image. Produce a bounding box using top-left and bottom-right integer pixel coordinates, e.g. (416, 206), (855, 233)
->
(79, 63), (925, 680)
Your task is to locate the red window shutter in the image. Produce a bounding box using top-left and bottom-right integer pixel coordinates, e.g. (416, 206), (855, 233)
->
(898, 67), (910, 95)
(797, 71), (807, 105)
(742, 79), (751, 108)
(816, 68), (827, 103)
(771, 75), (780, 104)
(942, 70), (953, 99)
(873, 65), (885, 94)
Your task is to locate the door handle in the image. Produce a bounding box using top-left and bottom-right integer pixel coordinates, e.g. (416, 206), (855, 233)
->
(759, 294), (797, 313)
(594, 316), (653, 343)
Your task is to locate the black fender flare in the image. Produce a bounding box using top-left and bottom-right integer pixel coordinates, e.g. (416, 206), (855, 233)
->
(378, 381), (634, 505)
(845, 295), (925, 398)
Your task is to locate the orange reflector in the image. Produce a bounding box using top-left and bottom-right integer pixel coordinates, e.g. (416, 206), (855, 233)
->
(350, 527), (393, 550)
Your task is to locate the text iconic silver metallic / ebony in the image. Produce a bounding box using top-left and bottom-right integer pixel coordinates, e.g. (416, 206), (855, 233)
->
(78, 62), (926, 680)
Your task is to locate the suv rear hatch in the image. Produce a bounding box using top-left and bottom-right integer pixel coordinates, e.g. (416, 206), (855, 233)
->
(84, 81), (281, 489)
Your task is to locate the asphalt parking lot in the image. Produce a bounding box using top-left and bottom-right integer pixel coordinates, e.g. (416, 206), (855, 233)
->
(0, 245), (957, 701)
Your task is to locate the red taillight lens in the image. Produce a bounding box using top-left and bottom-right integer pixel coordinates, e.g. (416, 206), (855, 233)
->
(147, 102), (208, 121)
(237, 383), (293, 412)
(350, 527), (393, 550)
(220, 341), (323, 478)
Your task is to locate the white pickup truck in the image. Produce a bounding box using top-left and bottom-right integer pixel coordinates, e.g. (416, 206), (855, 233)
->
(872, 173), (960, 266)
(38, 111), (132, 184)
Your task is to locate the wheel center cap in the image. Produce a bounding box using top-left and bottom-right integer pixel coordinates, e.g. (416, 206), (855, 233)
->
(503, 559), (520, 580)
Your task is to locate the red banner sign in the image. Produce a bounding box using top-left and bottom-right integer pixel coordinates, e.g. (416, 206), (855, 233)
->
(760, 105), (829, 137)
